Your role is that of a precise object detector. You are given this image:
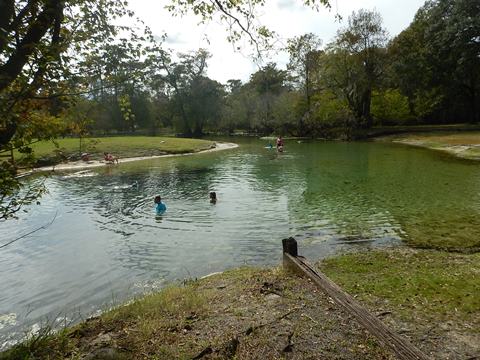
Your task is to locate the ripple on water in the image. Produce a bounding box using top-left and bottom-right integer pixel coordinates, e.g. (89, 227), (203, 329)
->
(1, 139), (480, 349)
(0, 314), (16, 331)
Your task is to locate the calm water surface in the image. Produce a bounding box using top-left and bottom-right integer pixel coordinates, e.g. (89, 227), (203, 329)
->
(1, 138), (479, 348)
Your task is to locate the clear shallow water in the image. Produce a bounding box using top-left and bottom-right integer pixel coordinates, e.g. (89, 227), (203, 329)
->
(1, 138), (480, 348)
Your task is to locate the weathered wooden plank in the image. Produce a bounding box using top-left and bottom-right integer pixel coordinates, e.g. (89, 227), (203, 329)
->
(282, 239), (430, 360)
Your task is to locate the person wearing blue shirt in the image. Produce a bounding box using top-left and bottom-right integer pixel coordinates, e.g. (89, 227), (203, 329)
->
(154, 195), (166, 214)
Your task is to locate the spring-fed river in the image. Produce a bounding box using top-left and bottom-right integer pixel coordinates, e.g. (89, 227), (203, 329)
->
(1, 138), (480, 348)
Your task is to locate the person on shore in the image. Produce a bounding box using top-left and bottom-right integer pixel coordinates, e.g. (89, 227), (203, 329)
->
(209, 191), (217, 204)
(276, 136), (284, 152)
(154, 195), (166, 214)
(104, 152), (119, 164)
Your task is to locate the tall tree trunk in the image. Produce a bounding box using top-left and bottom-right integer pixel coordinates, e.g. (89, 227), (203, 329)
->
(362, 87), (372, 128)
(0, 0), (63, 92)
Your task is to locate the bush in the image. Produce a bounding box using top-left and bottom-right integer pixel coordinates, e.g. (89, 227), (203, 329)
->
(371, 89), (415, 125)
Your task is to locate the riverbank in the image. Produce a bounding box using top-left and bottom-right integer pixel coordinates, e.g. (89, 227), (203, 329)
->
(2, 248), (478, 359)
(18, 139), (238, 173)
(0, 267), (392, 359)
(320, 248), (480, 359)
(378, 131), (480, 161)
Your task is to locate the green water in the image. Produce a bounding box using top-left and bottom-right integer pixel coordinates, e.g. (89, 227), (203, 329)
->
(1, 137), (479, 348)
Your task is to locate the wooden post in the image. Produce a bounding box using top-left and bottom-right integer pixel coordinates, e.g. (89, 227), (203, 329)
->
(282, 237), (298, 256)
(282, 237), (302, 275)
(281, 238), (430, 360)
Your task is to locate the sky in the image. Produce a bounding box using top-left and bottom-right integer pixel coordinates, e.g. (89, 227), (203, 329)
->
(130, 0), (426, 83)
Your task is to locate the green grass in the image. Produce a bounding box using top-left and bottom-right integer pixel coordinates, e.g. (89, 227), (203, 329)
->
(0, 266), (391, 359)
(0, 281), (212, 360)
(14, 136), (215, 165)
(320, 249), (480, 322)
(103, 283), (210, 324)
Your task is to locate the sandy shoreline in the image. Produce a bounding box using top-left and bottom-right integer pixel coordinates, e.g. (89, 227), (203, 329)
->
(394, 139), (480, 160)
(25, 142), (238, 174)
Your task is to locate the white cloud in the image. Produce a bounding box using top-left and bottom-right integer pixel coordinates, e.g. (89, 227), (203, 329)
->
(129, 0), (425, 83)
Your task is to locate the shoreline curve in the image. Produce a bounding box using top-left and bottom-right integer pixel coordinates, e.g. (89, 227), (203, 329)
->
(26, 142), (239, 174)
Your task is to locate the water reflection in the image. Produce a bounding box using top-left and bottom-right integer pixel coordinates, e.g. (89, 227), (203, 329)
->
(1, 138), (480, 349)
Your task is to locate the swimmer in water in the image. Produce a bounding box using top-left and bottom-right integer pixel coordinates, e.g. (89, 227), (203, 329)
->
(209, 191), (217, 204)
(154, 195), (166, 214)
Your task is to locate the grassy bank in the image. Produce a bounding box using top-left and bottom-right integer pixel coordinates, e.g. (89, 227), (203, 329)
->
(2, 251), (478, 358)
(1, 267), (392, 359)
(379, 131), (480, 160)
(14, 136), (215, 166)
(320, 248), (480, 358)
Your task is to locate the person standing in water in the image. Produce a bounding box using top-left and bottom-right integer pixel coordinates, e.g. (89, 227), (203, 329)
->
(154, 195), (166, 214)
(276, 136), (284, 152)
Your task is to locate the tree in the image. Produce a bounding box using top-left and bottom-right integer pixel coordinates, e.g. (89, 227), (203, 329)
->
(226, 79), (243, 94)
(426, 0), (480, 123)
(271, 91), (301, 135)
(387, 5), (431, 117)
(0, 0), (138, 220)
(388, 0), (479, 124)
(309, 89), (354, 138)
(326, 9), (388, 128)
(286, 33), (322, 135)
(156, 49), (211, 136)
(371, 89), (414, 125)
(248, 63), (288, 133)
(222, 81), (256, 133)
(187, 77), (225, 136)
(0, 0), (137, 147)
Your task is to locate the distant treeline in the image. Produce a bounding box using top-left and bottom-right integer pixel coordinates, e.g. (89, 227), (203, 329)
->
(69, 0), (477, 139)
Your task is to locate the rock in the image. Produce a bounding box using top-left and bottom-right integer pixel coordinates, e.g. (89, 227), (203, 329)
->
(265, 293), (281, 301)
(90, 333), (112, 347)
(186, 312), (198, 321)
